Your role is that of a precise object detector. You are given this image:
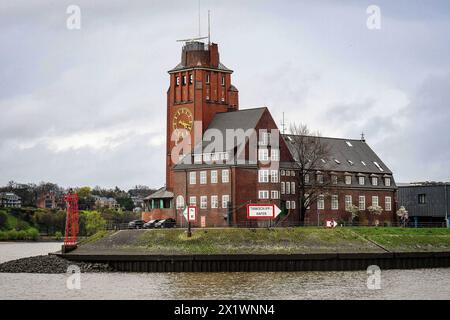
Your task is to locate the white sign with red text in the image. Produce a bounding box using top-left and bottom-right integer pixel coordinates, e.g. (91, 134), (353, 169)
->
(183, 206), (197, 222)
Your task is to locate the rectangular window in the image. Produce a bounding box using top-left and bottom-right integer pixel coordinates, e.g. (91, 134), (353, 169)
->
(270, 170), (279, 183)
(345, 175), (352, 185)
(258, 190), (269, 200)
(286, 170), (291, 177)
(271, 190), (280, 199)
(291, 201), (296, 209)
(286, 201), (291, 209)
(331, 195), (338, 210)
(291, 182), (295, 194)
(222, 169), (229, 183)
(189, 172), (196, 185)
(182, 75), (187, 85)
(286, 181), (291, 194)
(206, 74), (210, 84)
(189, 74), (193, 84)
(345, 195), (352, 210)
(258, 170), (269, 183)
(318, 195), (324, 210)
(271, 149), (280, 161)
(317, 174), (324, 184)
(211, 195), (218, 208)
(281, 182), (285, 194)
(385, 196), (392, 211)
(332, 175), (338, 184)
(176, 76), (180, 86)
(189, 196), (197, 206)
(291, 171), (295, 176)
(211, 170), (218, 184)
(359, 196), (366, 210)
(221, 75), (225, 86)
(372, 177), (378, 186)
(258, 148), (269, 161)
(200, 171), (207, 184)
(372, 196), (379, 207)
(222, 195), (230, 208)
(281, 170), (285, 176)
(259, 132), (269, 146)
(200, 196), (208, 209)
(385, 177), (391, 186)
(359, 176), (365, 185)
(304, 174), (310, 183)
(418, 194), (426, 204)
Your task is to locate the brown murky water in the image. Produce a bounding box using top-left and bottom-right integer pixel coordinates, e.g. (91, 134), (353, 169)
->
(0, 243), (449, 300)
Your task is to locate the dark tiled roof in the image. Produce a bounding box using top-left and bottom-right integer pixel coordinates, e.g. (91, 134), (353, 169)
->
(282, 135), (393, 175)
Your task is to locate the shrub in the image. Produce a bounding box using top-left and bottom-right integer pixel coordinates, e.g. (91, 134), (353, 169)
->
(54, 231), (63, 240)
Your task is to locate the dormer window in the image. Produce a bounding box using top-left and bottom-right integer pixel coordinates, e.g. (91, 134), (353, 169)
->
(372, 177), (378, 186)
(317, 174), (324, 184)
(385, 177), (391, 186)
(332, 175), (338, 184)
(359, 176), (365, 185)
(345, 175), (352, 185)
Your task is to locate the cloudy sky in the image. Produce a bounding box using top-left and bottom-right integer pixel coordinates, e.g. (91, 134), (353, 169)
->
(0, 0), (449, 189)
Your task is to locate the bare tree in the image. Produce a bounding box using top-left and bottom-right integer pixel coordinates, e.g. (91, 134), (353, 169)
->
(286, 123), (334, 225)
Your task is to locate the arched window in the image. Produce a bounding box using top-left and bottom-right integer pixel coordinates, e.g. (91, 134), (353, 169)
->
(176, 195), (185, 209)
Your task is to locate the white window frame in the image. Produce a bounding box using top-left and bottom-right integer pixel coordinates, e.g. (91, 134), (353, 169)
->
(286, 170), (291, 177)
(317, 174), (324, 184)
(189, 196), (197, 206)
(372, 196), (379, 207)
(200, 171), (207, 184)
(345, 195), (352, 210)
(291, 171), (295, 176)
(258, 190), (269, 200)
(304, 174), (310, 183)
(286, 201), (291, 209)
(385, 177), (391, 187)
(211, 195), (218, 208)
(271, 149), (280, 161)
(291, 200), (296, 209)
(258, 170), (269, 183)
(211, 170), (218, 184)
(318, 195), (324, 210)
(359, 195), (366, 210)
(281, 182), (285, 194)
(331, 195), (338, 210)
(372, 177), (378, 186)
(359, 176), (365, 186)
(176, 195), (185, 209)
(291, 182), (295, 194)
(332, 175), (338, 184)
(271, 190), (280, 199)
(270, 170), (279, 183)
(385, 196), (392, 211)
(222, 169), (229, 183)
(200, 196), (208, 209)
(286, 181), (291, 194)
(189, 172), (196, 185)
(222, 195), (230, 208)
(305, 193), (310, 209)
(281, 170), (285, 176)
(258, 148), (269, 161)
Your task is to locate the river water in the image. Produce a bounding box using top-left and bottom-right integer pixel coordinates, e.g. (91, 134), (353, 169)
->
(0, 242), (449, 300)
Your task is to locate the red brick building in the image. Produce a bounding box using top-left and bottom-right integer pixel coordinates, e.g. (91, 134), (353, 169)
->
(142, 40), (397, 227)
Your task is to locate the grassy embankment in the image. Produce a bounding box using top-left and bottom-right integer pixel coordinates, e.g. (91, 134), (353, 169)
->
(83, 227), (450, 254)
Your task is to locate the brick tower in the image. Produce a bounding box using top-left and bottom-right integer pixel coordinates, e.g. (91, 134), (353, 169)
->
(166, 41), (239, 191)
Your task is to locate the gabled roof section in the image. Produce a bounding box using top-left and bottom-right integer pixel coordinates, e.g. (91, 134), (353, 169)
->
(282, 135), (393, 174)
(143, 187), (174, 200)
(168, 62), (232, 73)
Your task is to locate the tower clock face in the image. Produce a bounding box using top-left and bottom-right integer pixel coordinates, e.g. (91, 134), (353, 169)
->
(172, 107), (193, 140)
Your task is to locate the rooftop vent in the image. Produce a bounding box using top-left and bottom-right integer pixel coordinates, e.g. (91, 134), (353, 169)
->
(347, 160), (354, 166)
(373, 161), (384, 172)
(346, 141), (353, 147)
